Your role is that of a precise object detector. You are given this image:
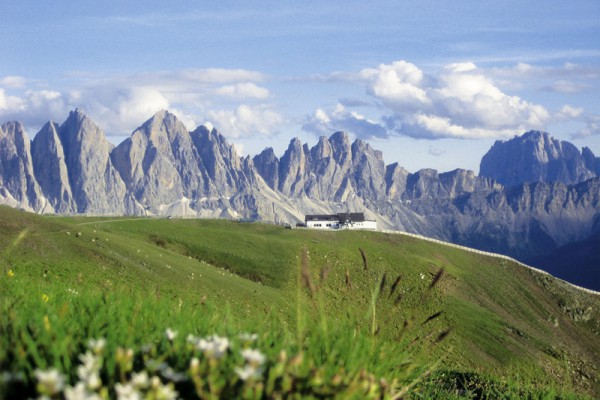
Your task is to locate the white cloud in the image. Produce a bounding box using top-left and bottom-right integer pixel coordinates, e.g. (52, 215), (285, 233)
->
(0, 88), (69, 129)
(489, 62), (599, 94)
(0, 68), (276, 139)
(0, 76), (27, 88)
(358, 60), (551, 140)
(572, 115), (600, 139)
(206, 104), (284, 138)
(543, 80), (588, 94)
(360, 60), (430, 108)
(302, 103), (388, 139)
(0, 89), (25, 111)
(215, 83), (269, 99)
(556, 105), (584, 120)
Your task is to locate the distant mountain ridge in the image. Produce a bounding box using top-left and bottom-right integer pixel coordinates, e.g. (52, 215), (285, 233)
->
(1, 110), (599, 289)
(480, 130), (600, 187)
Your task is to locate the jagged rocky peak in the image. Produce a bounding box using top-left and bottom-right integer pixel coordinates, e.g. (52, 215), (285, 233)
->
(253, 147), (279, 189)
(54, 109), (128, 214)
(145, 109), (181, 130)
(59, 109), (109, 147)
(480, 130), (598, 187)
(278, 137), (309, 196)
(385, 162), (410, 199)
(438, 168), (484, 197)
(31, 121), (74, 213)
(329, 131), (352, 164)
(0, 120), (48, 211)
(112, 111), (194, 206)
(137, 110), (191, 153)
(581, 146), (600, 176)
(191, 124), (244, 175)
(1, 121), (29, 161)
(311, 136), (333, 159)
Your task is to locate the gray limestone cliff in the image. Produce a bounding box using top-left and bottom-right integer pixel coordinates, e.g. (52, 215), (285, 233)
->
(55, 110), (130, 214)
(31, 121), (74, 213)
(0, 121), (50, 212)
(480, 130), (599, 187)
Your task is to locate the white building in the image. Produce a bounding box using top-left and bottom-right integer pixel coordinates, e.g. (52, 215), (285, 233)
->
(304, 213), (377, 231)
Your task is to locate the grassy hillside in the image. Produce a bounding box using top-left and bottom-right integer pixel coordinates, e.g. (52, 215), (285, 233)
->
(1, 206), (599, 398)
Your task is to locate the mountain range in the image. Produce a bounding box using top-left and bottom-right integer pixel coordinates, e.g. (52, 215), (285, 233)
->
(1, 109), (599, 289)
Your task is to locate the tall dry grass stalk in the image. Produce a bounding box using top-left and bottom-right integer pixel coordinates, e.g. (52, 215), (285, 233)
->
(359, 248), (368, 270)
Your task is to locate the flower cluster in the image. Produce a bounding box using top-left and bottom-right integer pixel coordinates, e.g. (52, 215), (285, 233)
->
(187, 334), (230, 359)
(235, 348), (266, 381)
(115, 371), (178, 400)
(67, 338), (105, 399)
(27, 328), (393, 399)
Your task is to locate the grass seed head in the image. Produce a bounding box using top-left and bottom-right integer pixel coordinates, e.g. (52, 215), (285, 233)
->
(429, 268), (444, 289)
(435, 328), (452, 343)
(379, 273), (387, 295)
(422, 311), (443, 325)
(359, 248), (368, 270)
(389, 275), (402, 297)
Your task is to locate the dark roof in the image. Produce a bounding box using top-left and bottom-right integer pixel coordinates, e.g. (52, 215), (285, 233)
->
(305, 214), (339, 222)
(304, 212), (366, 223)
(337, 213), (365, 224)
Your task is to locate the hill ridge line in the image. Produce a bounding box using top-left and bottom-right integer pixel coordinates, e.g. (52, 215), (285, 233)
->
(381, 229), (600, 296)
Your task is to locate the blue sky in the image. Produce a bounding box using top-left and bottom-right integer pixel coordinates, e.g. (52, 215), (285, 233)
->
(1, 1), (599, 172)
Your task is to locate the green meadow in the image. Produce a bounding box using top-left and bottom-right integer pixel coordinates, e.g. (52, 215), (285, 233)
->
(0, 205), (599, 399)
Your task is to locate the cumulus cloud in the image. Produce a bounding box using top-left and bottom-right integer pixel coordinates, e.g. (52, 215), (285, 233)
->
(206, 104), (284, 138)
(302, 103), (388, 139)
(357, 60), (551, 139)
(360, 60), (430, 108)
(0, 87), (70, 129)
(0, 68), (277, 139)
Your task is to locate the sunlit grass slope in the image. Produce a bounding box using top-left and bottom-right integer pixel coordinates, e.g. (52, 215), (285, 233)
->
(1, 206), (599, 398)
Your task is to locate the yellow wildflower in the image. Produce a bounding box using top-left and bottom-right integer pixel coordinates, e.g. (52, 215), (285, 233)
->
(7, 269), (14, 278)
(41, 293), (49, 302)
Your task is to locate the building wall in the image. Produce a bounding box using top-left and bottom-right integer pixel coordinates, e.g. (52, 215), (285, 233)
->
(345, 220), (377, 230)
(306, 220), (339, 229)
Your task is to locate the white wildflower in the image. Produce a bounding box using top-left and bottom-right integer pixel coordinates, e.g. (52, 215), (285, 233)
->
(241, 348), (265, 366)
(79, 351), (101, 373)
(165, 328), (178, 341)
(196, 335), (229, 359)
(64, 382), (103, 400)
(34, 368), (65, 395)
(155, 383), (178, 400)
(235, 364), (263, 381)
(149, 376), (178, 400)
(186, 334), (199, 345)
(238, 333), (258, 342)
(420, 273), (425, 280)
(82, 371), (101, 390)
(190, 357), (200, 371)
(77, 350), (102, 390)
(115, 382), (142, 400)
(87, 338), (106, 354)
(130, 371), (150, 389)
